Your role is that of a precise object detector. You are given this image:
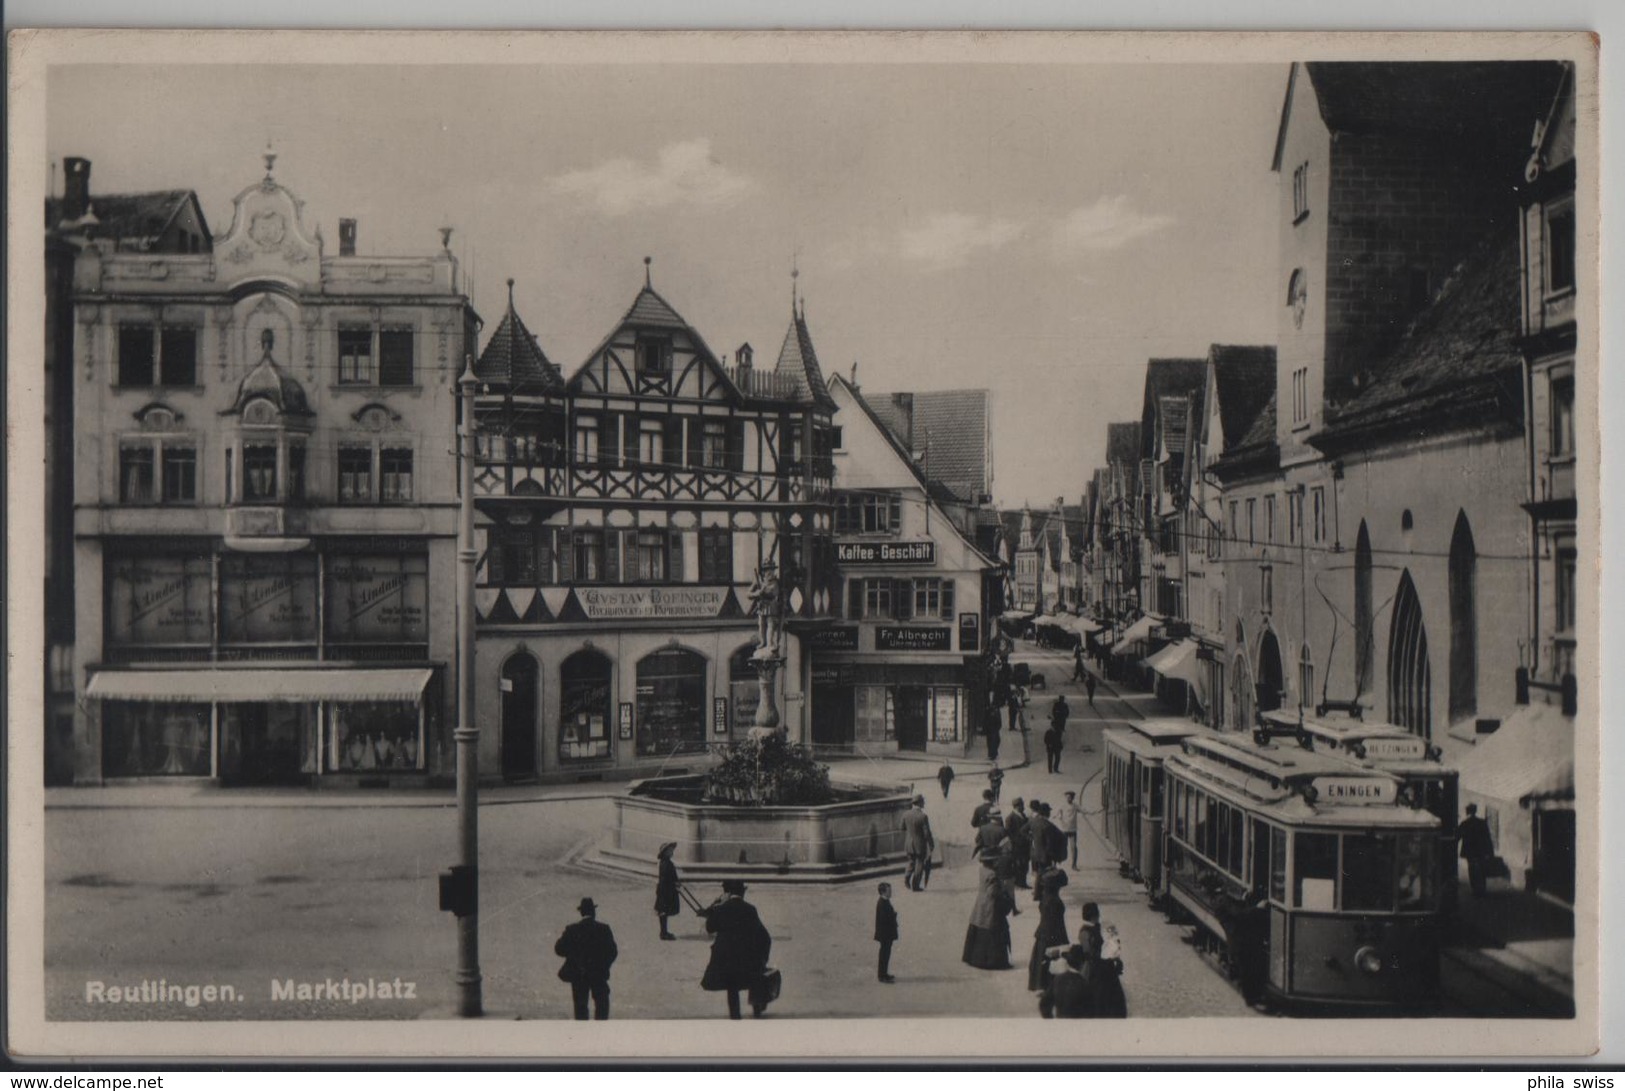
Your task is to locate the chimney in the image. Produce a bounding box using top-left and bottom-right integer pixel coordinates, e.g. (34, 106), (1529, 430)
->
(735, 343), (753, 386)
(63, 157), (91, 221)
(339, 218), (357, 257)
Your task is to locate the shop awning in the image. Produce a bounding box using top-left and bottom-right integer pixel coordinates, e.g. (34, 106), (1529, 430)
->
(1144, 640), (1202, 686)
(1067, 616), (1103, 635)
(1452, 700), (1575, 806)
(86, 668), (434, 704)
(1000, 608), (1036, 621)
(1111, 615), (1158, 655)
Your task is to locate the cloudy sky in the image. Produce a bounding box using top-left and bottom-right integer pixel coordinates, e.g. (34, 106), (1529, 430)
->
(48, 61), (1285, 506)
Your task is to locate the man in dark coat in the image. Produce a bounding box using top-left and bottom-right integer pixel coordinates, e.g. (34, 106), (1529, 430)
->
(874, 881), (899, 983)
(1042, 726), (1062, 774)
(554, 896), (618, 1020)
(700, 879), (773, 1019)
(1085, 673), (1097, 706)
(1027, 801), (1055, 887)
(1456, 803), (1496, 898)
(1049, 696), (1070, 773)
(901, 795), (936, 892)
(971, 789), (996, 830)
(1005, 799), (1031, 888)
(985, 705), (1002, 762)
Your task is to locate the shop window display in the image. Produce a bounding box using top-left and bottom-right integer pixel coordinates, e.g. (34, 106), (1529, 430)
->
(102, 701), (211, 777)
(559, 650), (613, 762)
(330, 701), (422, 772)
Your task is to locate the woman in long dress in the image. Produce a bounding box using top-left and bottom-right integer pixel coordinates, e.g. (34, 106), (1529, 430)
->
(962, 844), (1015, 970)
(1078, 901), (1127, 1018)
(1028, 867), (1070, 991)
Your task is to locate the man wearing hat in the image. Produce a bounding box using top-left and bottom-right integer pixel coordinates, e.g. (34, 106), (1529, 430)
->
(900, 794), (936, 892)
(700, 880), (774, 1019)
(554, 896), (619, 1020)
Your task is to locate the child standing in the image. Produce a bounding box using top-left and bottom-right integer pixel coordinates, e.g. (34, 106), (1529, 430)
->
(874, 882), (899, 983)
(937, 762), (956, 799)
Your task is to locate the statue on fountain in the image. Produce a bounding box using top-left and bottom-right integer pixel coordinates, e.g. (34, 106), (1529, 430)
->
(747, 564), (783, 661)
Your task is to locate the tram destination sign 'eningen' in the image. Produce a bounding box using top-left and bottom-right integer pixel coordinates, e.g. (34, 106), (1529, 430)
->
(1311, 776), (1398, 805)
(835, 541), (935, 565)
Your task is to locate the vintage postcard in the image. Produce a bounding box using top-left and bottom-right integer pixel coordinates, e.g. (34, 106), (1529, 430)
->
(4, 28), (1600, 1061)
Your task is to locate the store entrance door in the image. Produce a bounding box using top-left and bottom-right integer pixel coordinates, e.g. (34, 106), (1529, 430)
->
(221, 703), (309, 785)
(810, 667), (854, 747)
(500, 654), (539, 781)
(894, 685), (928, 751)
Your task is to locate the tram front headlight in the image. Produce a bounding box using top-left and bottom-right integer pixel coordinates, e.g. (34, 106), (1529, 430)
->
(1354, 946), (1384, 976)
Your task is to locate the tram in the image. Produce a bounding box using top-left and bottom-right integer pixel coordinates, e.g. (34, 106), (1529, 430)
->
(1100, 718), (1207, 900)
(1160, 731), (1446, 1012)
(1259, 709), (1460, 904)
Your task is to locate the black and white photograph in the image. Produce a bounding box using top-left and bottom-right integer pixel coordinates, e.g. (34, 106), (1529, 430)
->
(4, 29), (1600, 1061)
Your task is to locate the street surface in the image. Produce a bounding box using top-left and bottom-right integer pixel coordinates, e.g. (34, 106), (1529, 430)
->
(41, 643), (1564, 1020)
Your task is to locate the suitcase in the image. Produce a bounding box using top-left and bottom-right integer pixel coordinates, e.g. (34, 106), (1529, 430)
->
(749, 967), (782, 1010)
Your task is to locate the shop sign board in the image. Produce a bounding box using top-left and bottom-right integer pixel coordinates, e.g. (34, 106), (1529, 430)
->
(578, 586), (729, 620)
(875, 626), (952, 652)
(835, 541), (935, 565)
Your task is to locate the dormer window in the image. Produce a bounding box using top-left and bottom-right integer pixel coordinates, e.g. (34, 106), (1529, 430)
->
(636, 336), (671, 375)
(1292, 161), (1310, 223)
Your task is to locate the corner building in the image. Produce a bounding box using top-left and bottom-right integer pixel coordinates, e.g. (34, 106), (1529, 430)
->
(469, 282), (837, 781)
(71, 159), (474, 784)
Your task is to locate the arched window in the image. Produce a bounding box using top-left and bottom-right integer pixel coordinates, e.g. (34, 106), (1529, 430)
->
(1256, 629), (1285, 714)
(1354, 521), (1374, 695)
(1232, 652), (1254, 733)
(1448, 511), (1477, 723)
(1388, 570), (1432, 738)
(636, 647), (708, 757)
(559, 649), (613, 763)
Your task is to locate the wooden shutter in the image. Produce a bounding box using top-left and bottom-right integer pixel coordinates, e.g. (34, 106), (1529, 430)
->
(604, 528), (621, 583)
(848, 579), (863, 619)
(894, 578), (910, 621)
(622, 414), (639, 467)
(686, 416), (704, 468)
(537, 530), (554, 587)
(668, 529), (684, 583)
(942, 581), (956, 621)
(561, 530), (577, 584)
(663, 416), (683, 467)
(483, 528), (503, 585)
(727, 419), (745, 472)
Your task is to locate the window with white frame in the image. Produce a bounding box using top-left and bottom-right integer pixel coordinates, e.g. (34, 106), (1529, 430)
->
(337, 441), (413, 504)
(862, 578), (893, 619)
(119, 434), (197, 505)
(835, 492), (903, 535)
(1246, 498), (1256, 547)
(701, 420), (729, 469)
(1311, 486), (1327, 544)
(574, 415), (600, 464)
(1261, 564), (1274, 614)
(632, 530), (668, 583)
(1265, 495), (1277, 545)
(1550, 372), (1575, 461)
(336, 325), (414, 387)
(1545, 200), (1575, 297)
(1287, 491), (1302, 545)
(1298, 644), (1315, 708)
(912, 578), (956, 622)
(1292, 367), (1309, 426)
(637, 419), (664, 466)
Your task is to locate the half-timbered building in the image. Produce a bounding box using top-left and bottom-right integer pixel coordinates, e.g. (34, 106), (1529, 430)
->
(470, 275), (837, 781)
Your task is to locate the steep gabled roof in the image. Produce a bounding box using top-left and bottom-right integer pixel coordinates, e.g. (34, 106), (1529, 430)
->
(565, 278), (743, 402)
(47, 190), (209, 251)
(1306, 62), (1564, 141)
(476, 282), (563, 391)
(773, 308), (838, 411)
(1105, 421), (1141, 466)
(1317, 224), (1524, 445)
(1208, 345), (1278, 451)
(1141, 358), (1206, 459)
(864, 388), (992, 504)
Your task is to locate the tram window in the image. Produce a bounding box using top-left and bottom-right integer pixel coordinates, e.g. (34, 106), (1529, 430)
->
(1151, 771), (1164, 816)
(1342, 832), (1397, 912)
(1270, 827), (1288, 903)
(1228, 807), (1246, 875)
(1294, 831), (1339, 911)
(1396, 833), (1436, 910)
(1199, 796), (1216, 860)
(1216, 803), (1231, 868)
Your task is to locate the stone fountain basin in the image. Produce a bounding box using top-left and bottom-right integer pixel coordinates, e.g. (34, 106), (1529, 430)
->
(578, 774), (914, 885)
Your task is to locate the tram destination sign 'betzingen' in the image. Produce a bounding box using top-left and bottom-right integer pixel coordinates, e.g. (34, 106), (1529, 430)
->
(835, 541), (935, 564)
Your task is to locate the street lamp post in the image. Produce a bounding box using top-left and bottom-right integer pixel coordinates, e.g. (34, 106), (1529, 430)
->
(453, 359), (483, 1017)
